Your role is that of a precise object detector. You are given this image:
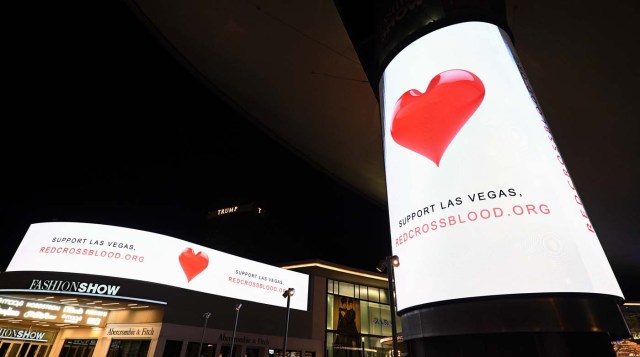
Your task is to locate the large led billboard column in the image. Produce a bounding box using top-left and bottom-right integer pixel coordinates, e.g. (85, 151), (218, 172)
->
(379, 21), (624, 309)
(331, 0), (631, 353)
(371, 13), (631, 357)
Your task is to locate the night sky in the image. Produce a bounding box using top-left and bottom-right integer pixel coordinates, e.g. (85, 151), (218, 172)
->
(1, 0), (391, 272)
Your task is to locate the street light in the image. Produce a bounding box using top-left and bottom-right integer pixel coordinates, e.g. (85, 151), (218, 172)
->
(199, 312), (212, 357)
(376, 255), (400, 357)
(281, 288), (295, 357)
(230, 303), (242, 357)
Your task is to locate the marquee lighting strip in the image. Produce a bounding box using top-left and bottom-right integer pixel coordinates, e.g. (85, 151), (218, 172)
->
(280, 262), (387, 281)
(0, 290), (166, 305)
(0, 335), (47, 342)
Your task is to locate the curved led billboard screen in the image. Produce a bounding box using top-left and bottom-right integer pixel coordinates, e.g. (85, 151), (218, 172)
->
(379, 22), (623, 310)
(6, 222), (309, 311)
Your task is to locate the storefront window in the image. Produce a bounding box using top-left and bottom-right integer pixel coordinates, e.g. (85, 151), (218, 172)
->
(274, 350), (300, 357)
(368, 288), (380, 303)
(36, 344), (50, 357)
(186, 342), (215, 357)
(106, 339), (150, 357)
(378, 289), (388, 305)
(337, 282), (356, 299)
(59, 339), (97, 357)
(327, 295), (335, 330)
(326, 280), (404, 357)
(359, 286), (369, 302)
(360, 302), (370, 335)
(220, 344), (237, 357)
(162, 340), (183, 357)
(362, 335), (390, 357)
(361, 301), (396, 337)
(613, 304), (640, 356)
(245, 347), (261, 357)
(6, 343), (20, 357)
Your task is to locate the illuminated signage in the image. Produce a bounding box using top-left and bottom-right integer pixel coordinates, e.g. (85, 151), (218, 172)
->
(63, 306), (83, 314)
(219, 333), (270, 346)
(86, 309), (108, 317)
(0, 307), (20, 317)
(0, 327), (49, 342)
(105, 324), (159, 337)
(27, 279), (121, 296)
(26, 302), (60, 311)
(207, 202), (261, 219)
(372, 318), (391, 327)
(0, 297), (109, 327)
(86, 317), (102, 325)
(217, 206), (239, 216)
(380, 21), (623, 309)
(23, 311), (57, 320)
(62, 314), (83, 323)
(7, 222), (309, 311)
(0, 298), (24, 307)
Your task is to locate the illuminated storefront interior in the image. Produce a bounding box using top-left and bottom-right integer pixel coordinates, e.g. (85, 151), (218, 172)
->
(0, 294), (164, 357)
(325, 279), (403, 357)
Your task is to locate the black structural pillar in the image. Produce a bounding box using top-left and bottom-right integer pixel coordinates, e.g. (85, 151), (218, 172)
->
(333, 1), (630, 356)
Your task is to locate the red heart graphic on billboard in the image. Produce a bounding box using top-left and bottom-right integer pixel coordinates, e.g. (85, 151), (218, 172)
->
(391, 69), (485, 166)
(179, 248), (209, 282)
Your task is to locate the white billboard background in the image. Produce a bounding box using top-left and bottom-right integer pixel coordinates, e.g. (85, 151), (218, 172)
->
(380, 22), (623, 310)
(7, 222), (309, 311)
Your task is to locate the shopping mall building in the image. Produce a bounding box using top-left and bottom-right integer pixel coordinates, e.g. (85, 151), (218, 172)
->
(0, 222), (405, 357)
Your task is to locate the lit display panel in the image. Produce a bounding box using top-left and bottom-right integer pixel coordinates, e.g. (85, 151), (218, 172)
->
(7, 222), (309, 311)
(379, 22), (623, 310)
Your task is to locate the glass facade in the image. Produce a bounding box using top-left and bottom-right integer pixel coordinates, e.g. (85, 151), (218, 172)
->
(613, 304), (640, 356)
(59, 339), (97, 357)
(162, 340), (183, 357)
(326, 279), (403, 357)
(186, 342), (216, 357)
(106, 339), (151, 357)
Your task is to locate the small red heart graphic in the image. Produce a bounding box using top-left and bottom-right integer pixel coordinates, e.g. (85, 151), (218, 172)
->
(391, 69), (485, 166)
(179, 248), (209, 282)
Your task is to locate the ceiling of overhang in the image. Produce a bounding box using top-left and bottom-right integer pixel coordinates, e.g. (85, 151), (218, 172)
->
(126, 0), (639, 296)
(130, 0), (387, 205)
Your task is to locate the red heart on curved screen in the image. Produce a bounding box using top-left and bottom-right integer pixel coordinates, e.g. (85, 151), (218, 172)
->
(391, 69), (485, 166)
(179, 248), (209, 282)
